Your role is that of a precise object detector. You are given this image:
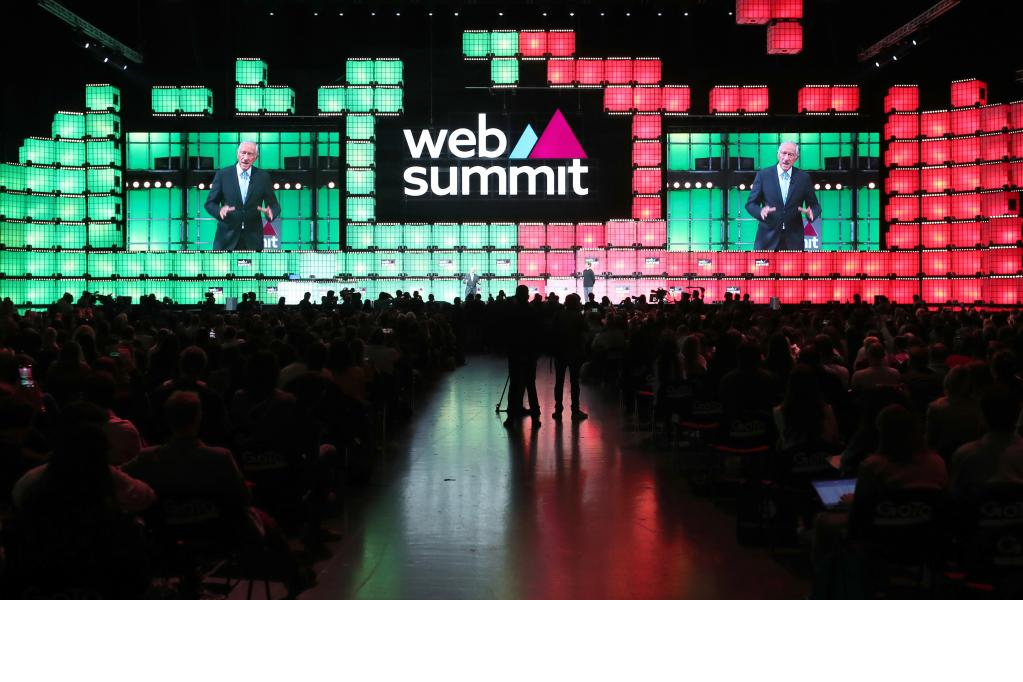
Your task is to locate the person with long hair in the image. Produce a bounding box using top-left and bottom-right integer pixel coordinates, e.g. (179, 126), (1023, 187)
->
(774, 364), (840, 451)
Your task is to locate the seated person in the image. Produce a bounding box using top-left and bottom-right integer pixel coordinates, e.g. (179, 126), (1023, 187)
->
(949, 385), (1023, 502)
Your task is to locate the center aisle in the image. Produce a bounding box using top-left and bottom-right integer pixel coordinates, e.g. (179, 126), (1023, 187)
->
(304, 355), (809, 599)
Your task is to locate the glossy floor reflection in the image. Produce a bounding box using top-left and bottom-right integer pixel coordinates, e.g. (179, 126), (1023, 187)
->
(304, 356), (809, 599)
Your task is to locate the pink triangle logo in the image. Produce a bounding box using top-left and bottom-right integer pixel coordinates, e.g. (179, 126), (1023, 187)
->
(528, 109), (587, 159)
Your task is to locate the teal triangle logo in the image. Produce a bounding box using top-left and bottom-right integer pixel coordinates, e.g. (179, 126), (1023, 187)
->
(508, 124), (538, 159)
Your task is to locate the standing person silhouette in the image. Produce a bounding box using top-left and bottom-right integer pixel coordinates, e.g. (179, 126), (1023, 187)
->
(744, 141), (820, 251)
(504, 285), (541, 428)
(204, 141), (280, 250)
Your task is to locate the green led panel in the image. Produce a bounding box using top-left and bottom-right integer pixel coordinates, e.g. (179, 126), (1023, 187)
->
(347, 223), (373, 249)
(491, 31), (519, 57)
(491, 59), (519, 85)
(346, 115), (374, 140)
(318, 87), (346, 114)
(85, 112), (120, 137)
(346, 169), (375, 194)
(262, 87), (295, 114)
(345, 87), (374, 113)
(235, 86), (263, 113)
(86, 139), (120, 166)
(52, 112), (85, 139)
(85, 84), (120, 112)
(373, 87), (403, 113)
(462, 31), (491, 57)
(346, 59), (375, 85)
(374, 59), (403, 85)
(236, 59), (268, 85)
(346, 141), (374, 167)
(347, 196), (375, 222)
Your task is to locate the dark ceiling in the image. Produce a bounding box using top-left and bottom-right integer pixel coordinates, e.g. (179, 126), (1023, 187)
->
(3, 0), (1020, 155)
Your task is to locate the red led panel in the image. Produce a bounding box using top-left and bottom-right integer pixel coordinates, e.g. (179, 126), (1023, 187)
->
(831, 86), (860, 112)
(920, 166), (951, 193)
(772, 0), (804, 20)
(576, 58), (604, 85)
(637, 250), (667, 276)
(576, 223), (606, 248)
(741, 86), (770, 112)
(718, 252), (752, 276)
(604, 86), (634, 112)
(804, 251), (835, 276)
(954, 278), (983, 302)
(980, 105), (1008, 132)
(693, 255), (717, 275)
(632, 115), (661, 140)
(951, 136), (981, 164)
(921, 223), (951, 248)
(662, 86), (691, 113)
(887, 225), (921, 249)
(547, 31), (576, 57)
(953, 250), (982, 274)
(886, 196), (921, 223)
(577, 249), (607, 274)
(607, 220), (637, 246)
(921, 279), (953, 303)
(983, 247), (1023, 274)
(1010, 132), (1023, 158)
(772, 252), (805, 276)
(921, 111), (951, 138)
(1011, 161), (1023, 187)
(950, 164), (980, 191)
(633, 59), (662, 85)
(866, 279), (919, 304)
(981, 191), (1017, 216)
(986, 216), (1022, 244)
(634, 86), (663, 112)
(546, 223), (575, 249)
(834, 252), (862, 277)
(518, 250), (546, 276)
(951, 79), (987, 108)
(1011, 104), (1023, 129)
(885, 114), (920, 140)
(766, 20), (803, 55)
(608, 280), (639, 302)
(887, 169), (922, 194)
(632, 168), (663, 194)
(982, 278), (1022, 304)
(949, 221), (983, 247)
(951, 108), (981, 136)
(607, 249), (638, 274)
(632, 196), (662, 220)
(632, 141), (661, 167)
(832, 279), (862, 303)
(736, 0), (773, 25)
(750, 279), (780, 303)
(980, 133), (1009, 161)
(547, 251), (576, 277)
(885, 85), (920, 113)
(518, 223), (546, 249)
(519, 31), (547, 57)
(890, 252), (920, 276)
(886, 141), (920, 167)
(605, 59), (634, 85)
(980, 162), (1009, 190)
(860, 252), (892, 276)
(798, 86), (832, 113)
(922, 194), (951, 220)
(922, 251), (952, 275)
(547, 58), (576, 85)
(921, 139), (952, 165)
(710, 86), (742, 113)
(636, 220), (667, 246)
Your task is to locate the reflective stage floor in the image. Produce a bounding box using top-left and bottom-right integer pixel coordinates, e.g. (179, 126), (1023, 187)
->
(301, 355), (809, 599)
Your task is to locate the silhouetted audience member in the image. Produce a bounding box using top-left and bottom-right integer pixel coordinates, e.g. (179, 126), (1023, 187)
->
(925, 364), (986, 461)
(949, 385), (1023, 501)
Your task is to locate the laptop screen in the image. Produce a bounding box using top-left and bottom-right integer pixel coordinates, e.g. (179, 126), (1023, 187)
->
(812, 479), (857, 509)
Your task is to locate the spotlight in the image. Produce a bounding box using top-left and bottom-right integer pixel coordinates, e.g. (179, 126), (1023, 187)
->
(294, 182), (302, 190)
(165, 181), (173, 188)
(569, 12), (575, 17)
(739, 184), (746, 191)
(695, 181), (703, 188)
(875, 61), (880, 68)
(684, 181), (691, 189)
(706, 181), (713, 189)
(684, 12), (689, 16)
(274, 183), (281, 189)
(131, 181), (139, 188)
(912, 39), (917, 46)
(498, 12), (503, 16)
(143, 181), (151, 188)
(672, 181), (680, 189)
(84, 42), (90, 48)
(284, 182), (291, 189)
(103, 57), (108, 63)
(868, 182), (876, 189)
(825, 183), (832, 190)
(198, 183), (206, 190)
(835, 183), (842, 190)
(154, 181), (162, 188)
(328, 181), (336, 189)
(814, 183), (821, 190)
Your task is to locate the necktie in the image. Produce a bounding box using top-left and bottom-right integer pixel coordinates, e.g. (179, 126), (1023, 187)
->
(780, 170), (790, 204)
(240, 170), (250, 203)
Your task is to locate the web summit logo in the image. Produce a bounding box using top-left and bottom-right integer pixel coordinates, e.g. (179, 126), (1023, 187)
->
(402, 109), (590, 197)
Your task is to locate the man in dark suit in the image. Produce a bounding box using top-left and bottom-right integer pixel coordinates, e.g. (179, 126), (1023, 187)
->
(204, 141), (280, 250)
(744, 141), (820, 251)
(582, 265), (596, 303)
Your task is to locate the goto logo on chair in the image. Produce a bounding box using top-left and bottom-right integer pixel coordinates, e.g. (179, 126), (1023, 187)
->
(402, 109), (590, 198)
